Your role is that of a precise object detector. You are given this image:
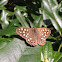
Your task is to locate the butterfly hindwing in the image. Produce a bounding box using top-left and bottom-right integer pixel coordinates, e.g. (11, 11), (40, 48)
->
(37, 28), (51, 46)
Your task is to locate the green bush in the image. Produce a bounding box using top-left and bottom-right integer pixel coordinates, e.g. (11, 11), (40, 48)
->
(0, 0), (62, 62)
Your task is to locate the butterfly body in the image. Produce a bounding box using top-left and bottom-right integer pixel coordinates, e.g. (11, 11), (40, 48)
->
(16, 27), (51, 46)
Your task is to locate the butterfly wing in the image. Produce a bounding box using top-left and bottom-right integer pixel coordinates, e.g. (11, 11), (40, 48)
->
(16, 27), (37, 46)
(16, 27), (29, 39)
(37, 28), (51, 46)
(26, 28), (38, 46)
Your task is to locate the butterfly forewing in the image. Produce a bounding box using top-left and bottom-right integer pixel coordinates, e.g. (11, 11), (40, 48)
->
(16, 27), (37, 46)
(37, 28), (51, 46)
(16, 27), (29, 39)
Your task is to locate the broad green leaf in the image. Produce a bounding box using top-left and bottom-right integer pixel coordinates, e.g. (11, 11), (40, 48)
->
(33, 15), (43, 28)
(57, 57), (62, 62)
(0, 19), (17, 36)
(41, 42), (54, 62)
(18, 46), (41, 62)
(13, 19), (22, 27)
(48, 35), (57, 40)
(53, 51), (62, 62)
(42, 0), (62, 34)
(0, 1), (62, 62)
(25, 17), (35, 28)
(36, 15), (43, 28)
(31, 13), (40, 20)
(0, 38), (41, 62)
(0, 38), (61, 62)
(0, 38), (26, 62)
(1, 10), (9, 29)
(0, 38), (12, 49)
(16, 6), (26, 12)
(15, 6), (28, 17)
(4, 10), (13, 16)
(14, 7), (29, 27)
(0, 0), (8, 7)
(0, 27), (17, 36)
(0, 6), (6, 10)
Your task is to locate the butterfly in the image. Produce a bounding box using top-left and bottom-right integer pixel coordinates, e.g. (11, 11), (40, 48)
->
(16, 27), (51, 46)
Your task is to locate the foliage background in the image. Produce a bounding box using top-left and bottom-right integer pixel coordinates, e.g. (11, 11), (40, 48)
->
(0, 0), (62, 62)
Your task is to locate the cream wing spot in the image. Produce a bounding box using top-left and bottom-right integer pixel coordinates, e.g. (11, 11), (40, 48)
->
(41, 41), (44, 43)
(26, 35), (27, 37)
(24, 29), (26, 31)
(33, 41), (36, 44)
(23, 31), (25, 33)
(27, 29), (28, 31)
(30, 38), (32, 40)
(47, 32), (49, 34)
(42, 33), (43, 35)
(45, 34), (47, 36)
(27, 33), (29, 35)
(44, 32), (46, 34)
(41, 30), (42, 32)
(28, 39), (30, 41)
(43, 36), (45, 37)
(45, 28), (47, 31)
(43, 39), (45, 40)
(43, 29), (44, 31)
(45, 29), (48, 32)
(23, 34), (25, 36)
(21, 28), (23, 30)
(19, 29), (20, 30)
(20, 31), (22, 33)
(41, 38), (43, 39)
(31, 41), (34, 43)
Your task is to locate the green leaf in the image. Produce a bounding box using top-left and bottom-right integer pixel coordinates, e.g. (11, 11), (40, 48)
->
(16, 6), (26, 12)
(41, 42), (54, 62)
(14, 7), (29, 27)
(0, 0), (62, 62)
(33, 15), (43, 28)
(1, 10), (9, 29)
(53, 51), (62, 62)
(4, 10), (14, 16)
(0, 38), (61, 62)
(0, 38), (12, 49)
(0, 6), (6, 10)
(0, 38), (41, 62)
(18, 46), (41, 62)
(0, 20), (17, 36)
(0, 0), (8, 7)
(0, 38), (26, 62)
(25, 17), (35, 28)
(42, 0), (62, 34)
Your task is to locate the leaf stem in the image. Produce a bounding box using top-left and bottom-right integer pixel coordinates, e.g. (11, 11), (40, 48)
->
(58, 42), (62, 52)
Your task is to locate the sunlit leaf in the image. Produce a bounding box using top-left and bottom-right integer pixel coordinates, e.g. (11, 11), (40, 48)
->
(14, 7), (29, 27)
(42, 0), (62, 34)
(1, 10), (9, 29)
(0, 38), (26, 62)
(0, 0), (8, 7)
(41, 42), (54, 62)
